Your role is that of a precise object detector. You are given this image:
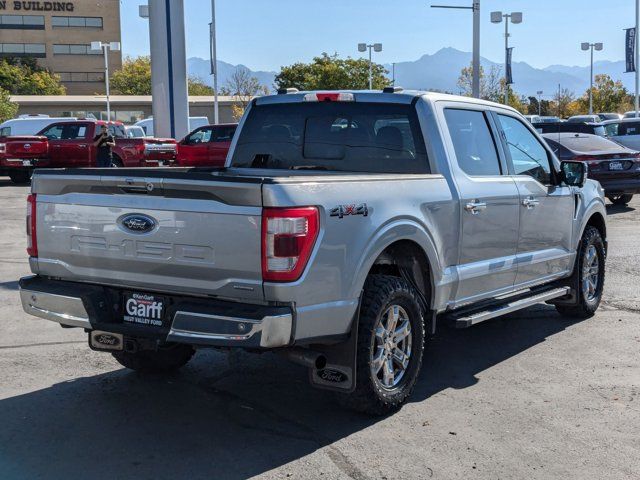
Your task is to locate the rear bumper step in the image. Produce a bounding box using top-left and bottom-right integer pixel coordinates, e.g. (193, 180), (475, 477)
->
(19, 276), (293, 348)
(451, 286), (570, 328)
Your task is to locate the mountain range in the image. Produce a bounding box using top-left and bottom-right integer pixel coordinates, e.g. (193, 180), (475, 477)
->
(187, 47), (632, 98)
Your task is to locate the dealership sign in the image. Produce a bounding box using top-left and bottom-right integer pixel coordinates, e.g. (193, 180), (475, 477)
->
(0, 1), (75, 11)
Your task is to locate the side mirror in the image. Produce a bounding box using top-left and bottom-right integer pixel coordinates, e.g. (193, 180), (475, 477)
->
(561, 160), (587, 187)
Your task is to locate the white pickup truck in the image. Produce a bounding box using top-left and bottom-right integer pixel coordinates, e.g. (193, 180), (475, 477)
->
(19, 89), (607, 415)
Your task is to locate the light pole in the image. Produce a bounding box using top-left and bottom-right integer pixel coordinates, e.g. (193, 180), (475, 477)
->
(581, 42), (603, 115)
(536, 90), (543, 116)
(91, 41), (121, 121)
(210, 0), (219, 124)
(431, 2), (480, 98)
(491, 11), (522, 105)
(358, 43), (382, 89)
(392, 62), (396, 86)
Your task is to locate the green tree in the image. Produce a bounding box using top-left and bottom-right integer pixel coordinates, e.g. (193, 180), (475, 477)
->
(275, 53), (390, 91)
(0, 87), (18, 121)
(111, 56), (216, 95)
(0, 58), (65, 95)
(577, 74), (630, 113)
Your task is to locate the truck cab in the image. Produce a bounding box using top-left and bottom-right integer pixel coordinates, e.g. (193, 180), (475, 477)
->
(176, 123), (237, 167)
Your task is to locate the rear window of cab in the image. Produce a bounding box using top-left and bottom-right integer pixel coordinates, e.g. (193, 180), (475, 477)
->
(230, 101), (429, 174)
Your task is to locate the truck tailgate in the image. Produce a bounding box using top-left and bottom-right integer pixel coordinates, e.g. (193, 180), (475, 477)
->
(31, 171), (264, 301)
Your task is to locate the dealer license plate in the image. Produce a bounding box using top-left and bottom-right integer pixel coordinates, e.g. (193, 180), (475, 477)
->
(608, 161), (624, 171)
(22, 160), (32, 166)
(123, 292), (165, 327)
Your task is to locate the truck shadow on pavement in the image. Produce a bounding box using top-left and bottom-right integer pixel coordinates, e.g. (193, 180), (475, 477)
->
(0, 305), (579, 480)
(605, 203), (635, 215)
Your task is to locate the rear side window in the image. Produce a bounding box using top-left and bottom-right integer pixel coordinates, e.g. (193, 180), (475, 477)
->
(213, 126), (236, 142)
(0, 126), (10, 136)
(40, 124), (87, 140)
(444, 108), (501, 176)
(620, 122), (640, 136)
(230, 102), (428, 173)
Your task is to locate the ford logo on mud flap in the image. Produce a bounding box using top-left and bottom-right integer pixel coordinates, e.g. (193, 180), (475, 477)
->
(119, 214), (157, 234)
(318, 368), (348, 383)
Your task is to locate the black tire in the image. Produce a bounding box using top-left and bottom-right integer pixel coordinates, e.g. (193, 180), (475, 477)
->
(607, 194), (633, 206)
(112, 343), (195, 373)
(556, 226), (605, 318)
(9, 170), (31, 184)
(338, 275), (425, 416)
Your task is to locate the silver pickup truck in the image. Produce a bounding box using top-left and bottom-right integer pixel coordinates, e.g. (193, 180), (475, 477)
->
(19, 89), (607, 415)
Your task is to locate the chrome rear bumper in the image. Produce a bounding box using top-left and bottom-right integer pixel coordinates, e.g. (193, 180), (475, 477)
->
(19, 276), (293, 348)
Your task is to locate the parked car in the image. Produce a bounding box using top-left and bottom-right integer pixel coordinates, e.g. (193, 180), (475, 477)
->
(0, 120), (177, 183)
(601, 117), (640, 150)
(524, 114), (542, 124)
(534, 121), (606, 136)
(135, 116), (209, 138)
(0, 115), (77, 137)
(176, 123), (237, 167)
(124, 125), (146, 139)
(543, 132), (640, 205)
(597, 113), (622, 121)
(538, 116), (561, 123)
(623, 111), (640, 118)
(19, 90), (606, 415)
(567, 114), (601, 123)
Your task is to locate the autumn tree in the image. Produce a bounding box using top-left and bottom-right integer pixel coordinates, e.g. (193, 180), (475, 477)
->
(554, 87), (577, 118)
(275, 53), (390, 91)
(0, 58), (65, 95)
(457, 63), (502, 102)
(577, 74), (631, 113)
(221, 67), (268, 120)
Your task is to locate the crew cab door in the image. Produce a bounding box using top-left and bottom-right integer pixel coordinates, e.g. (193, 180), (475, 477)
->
(40, 122), (92, 167)
(442, 107), (520, 304)
(110, 124), (136, 166)
(494, 113), (574, 287)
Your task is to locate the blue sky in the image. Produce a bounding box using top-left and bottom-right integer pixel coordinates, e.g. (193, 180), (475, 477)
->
(121, 0), (633, 70)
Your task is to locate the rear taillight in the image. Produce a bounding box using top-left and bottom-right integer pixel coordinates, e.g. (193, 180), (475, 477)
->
(26, 194), (37, 257)
(262, 207), (319, 282)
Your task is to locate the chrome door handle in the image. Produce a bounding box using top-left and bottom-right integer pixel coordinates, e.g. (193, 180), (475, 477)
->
(522, 197), (540, 209)
(465, 200), (487, 214)
(78, 144), (88, 148)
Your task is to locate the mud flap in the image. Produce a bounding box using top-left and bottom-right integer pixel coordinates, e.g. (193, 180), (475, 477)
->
(308, 297), (361, 394)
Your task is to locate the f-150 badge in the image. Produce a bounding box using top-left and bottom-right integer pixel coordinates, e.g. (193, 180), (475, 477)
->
(330, 203), (369, 218)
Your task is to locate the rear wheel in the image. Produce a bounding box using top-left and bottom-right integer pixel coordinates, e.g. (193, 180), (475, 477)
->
(555, 226), (605, 318)
(8, 170), (31, 184)
(338, 275), (425, 416)
(607, 194), (633, 206)
(112, 343), (195, 373)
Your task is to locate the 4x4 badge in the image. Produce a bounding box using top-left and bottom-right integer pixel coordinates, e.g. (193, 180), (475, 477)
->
(330, 203), (368, 219)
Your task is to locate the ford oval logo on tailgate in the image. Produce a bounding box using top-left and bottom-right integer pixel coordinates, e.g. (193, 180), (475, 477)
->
(119, 214), (157, 234)
(24, 143), (31, 149)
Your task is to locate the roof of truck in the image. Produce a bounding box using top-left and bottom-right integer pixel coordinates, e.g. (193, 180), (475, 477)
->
(254, 89), (519, 113)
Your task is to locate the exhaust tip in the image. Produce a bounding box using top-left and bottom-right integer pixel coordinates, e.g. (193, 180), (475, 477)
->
(315, 355), (327, 370)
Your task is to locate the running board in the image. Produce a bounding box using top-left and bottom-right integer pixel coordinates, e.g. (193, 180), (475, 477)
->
(452, 287), (570, 328)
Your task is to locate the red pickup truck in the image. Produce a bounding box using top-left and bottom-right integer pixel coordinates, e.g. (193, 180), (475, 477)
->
(176, 123), (237, 167)
(0, 119), (177, 183)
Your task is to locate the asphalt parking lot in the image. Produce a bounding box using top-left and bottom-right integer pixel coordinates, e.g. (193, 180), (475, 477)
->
(0, 177), (638, 480)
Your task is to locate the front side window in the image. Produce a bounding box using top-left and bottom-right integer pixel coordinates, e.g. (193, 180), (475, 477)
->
(186, 128), (213, 144)
(604, 123), (619, 137)
(230, 102), (428, 173)
(498, 114), (552, 185)
(444, 108), (501, 176)
(41, 124), (87, 140)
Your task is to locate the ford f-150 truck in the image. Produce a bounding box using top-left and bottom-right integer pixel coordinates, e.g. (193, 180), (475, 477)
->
(19, 89), (607, 415)
(0, 119), (177, 184)
(176, 123), (238, 167)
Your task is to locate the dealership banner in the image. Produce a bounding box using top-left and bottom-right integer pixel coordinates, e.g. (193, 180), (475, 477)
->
(626, 28), (636, 73)
(506, 47), (514, 85)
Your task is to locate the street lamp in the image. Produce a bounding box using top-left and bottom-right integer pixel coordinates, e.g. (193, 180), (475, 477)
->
(91, 41), (121, 121)
(210, 0), (219, 124)
(537, 90), (543, 116)
(581, 42), (603, 115)
(431, 2), (481, 98)
(491, 11), (522, 105)
(358, 43), (382, 90)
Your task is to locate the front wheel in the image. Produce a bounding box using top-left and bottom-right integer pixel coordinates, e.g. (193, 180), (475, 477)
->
(556, 226), (605, 318)
(607, 194), (633, 206)
(112, 343), (195, 373)
(337, 275), (425, 416)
